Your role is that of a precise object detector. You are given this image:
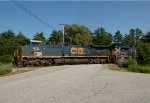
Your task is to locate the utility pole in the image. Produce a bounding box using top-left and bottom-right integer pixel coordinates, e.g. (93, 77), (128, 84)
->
(59, 24), (65, 45)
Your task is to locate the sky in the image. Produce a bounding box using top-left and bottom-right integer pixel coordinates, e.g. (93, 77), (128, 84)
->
(0, 1), (150, 39)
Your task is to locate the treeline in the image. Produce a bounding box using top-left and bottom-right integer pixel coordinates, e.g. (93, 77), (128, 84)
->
(0, 30), (29, 63)
(0, 24), (150, 65)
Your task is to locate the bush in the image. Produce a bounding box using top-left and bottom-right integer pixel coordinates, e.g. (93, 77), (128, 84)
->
(128, 64), (150, 73)
(117, 57), (137, 68)
(117, 57), (150, 73)
(0, 55), (13, 63)
(117, 61), (130, 68)
(128, 64), (139, 72)
(136, 41), (150, 65)
(0, 64), (12, 75)
(127, 57), (150, 73)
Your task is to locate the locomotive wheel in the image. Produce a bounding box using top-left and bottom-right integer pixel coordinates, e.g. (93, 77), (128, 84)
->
(47, 59), (53, 65)
(88, 59), (98, 64)
(23, 60), (28, 66)
(101, 59), (106, 64)
(48, 62), (52, 65)
(41, 59), (47, 66)
(35, 61), (40, 66)
(88, 59), (93, 64)
(28, 59), (34, 66)
(97, 59), (101, 64)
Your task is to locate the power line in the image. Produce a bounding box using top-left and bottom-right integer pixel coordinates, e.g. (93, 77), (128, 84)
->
(12, 0), (56, 30)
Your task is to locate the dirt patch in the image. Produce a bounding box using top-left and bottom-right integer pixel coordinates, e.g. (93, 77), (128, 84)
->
(104, 63), (128, 72)
(1, 65), (64, 77)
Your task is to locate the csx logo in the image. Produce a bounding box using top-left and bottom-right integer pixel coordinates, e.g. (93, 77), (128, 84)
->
(71, 47), (86, 55)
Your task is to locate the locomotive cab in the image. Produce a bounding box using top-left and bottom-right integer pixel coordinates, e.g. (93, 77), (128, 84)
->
(13, 40), (63, 66)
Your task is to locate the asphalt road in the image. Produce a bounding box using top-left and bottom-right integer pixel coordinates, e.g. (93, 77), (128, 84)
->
(0, 64), (150, 103)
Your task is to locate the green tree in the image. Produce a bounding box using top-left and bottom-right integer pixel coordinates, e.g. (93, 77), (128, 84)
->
(0, 30), (16, 56)
(141, 32), (150, 43)
(113, 30), (123, 45)
(1, 30), (15, 39)
(135, 28), (143, 42)
(122, 28), (143, 46)
(48, 30), (62, 43)
(129, 28), (143, 46)
(123, 34), (132, 46)
(136, 41), (150, 65)
(33, 32), (46, 41)
(0, 30), (29, 63)
(93, 27), (112, 45)
(65, 24), (92, 45)
(15, 32), (30, 45)
(0, 30), (16, 63)
(136, 32), (150, 65)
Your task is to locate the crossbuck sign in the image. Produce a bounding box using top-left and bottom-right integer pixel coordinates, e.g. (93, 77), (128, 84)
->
(115, 47), (125, 57)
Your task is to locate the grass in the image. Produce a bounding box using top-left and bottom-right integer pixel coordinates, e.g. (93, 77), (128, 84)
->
(0, 63), (12, 75)
(128, 64), (150, 73)
(117, 58), (150, 74)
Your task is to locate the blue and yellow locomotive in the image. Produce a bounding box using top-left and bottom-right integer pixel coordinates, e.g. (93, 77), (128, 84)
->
(13, 40), (110, 66)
